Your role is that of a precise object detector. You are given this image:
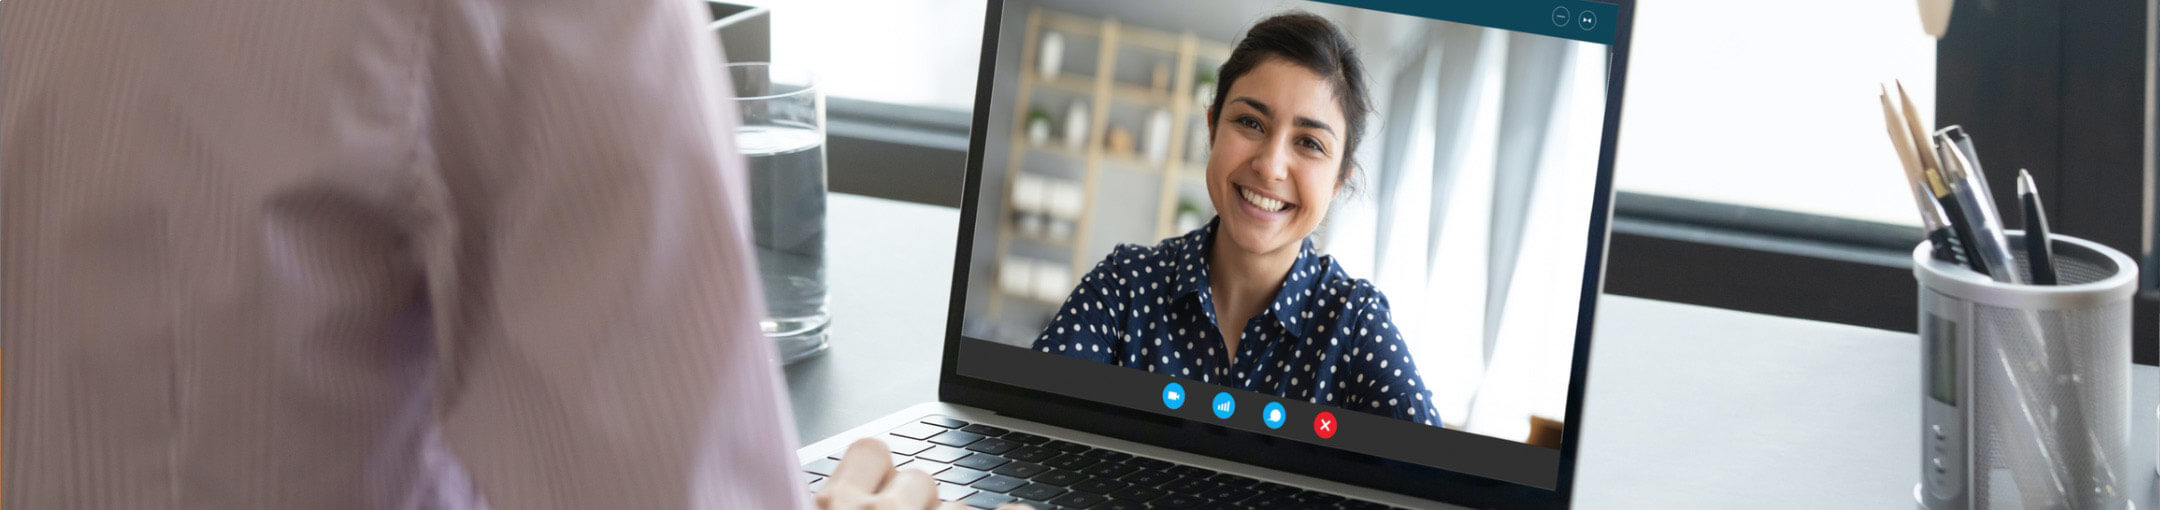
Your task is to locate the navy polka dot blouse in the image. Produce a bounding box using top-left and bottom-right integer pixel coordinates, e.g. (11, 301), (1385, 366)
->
(1031, 218), (1441, 427)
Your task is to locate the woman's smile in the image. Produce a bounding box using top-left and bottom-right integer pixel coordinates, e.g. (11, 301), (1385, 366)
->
(1235, 183), (1296, 215)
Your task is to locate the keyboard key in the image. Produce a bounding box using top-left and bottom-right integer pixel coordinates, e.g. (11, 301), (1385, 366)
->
(1290, 490), (1344, 505)
(1337, 500), (1391, 510)
(928, 430), (986, 448)
(964, 437), (1021, 455)
(1096, 501), (1147, 510)
(915, 445), (971, 464)
(888, 422), (949, 441)
(1008, 482), (1068, 501)
(934, 467), (989, 485)
(898, 460), (950, 475)
(1042, 440), (1090, 453)
(960, 424), (1011, 436)
(953, 453), (1010, 471)
(1001, 431), (1050, 444)
(1080, 449), (1131, 462)
(1200, 485), (1259, 503)
(969, 474), (1030, 493)
(1117, 469), (1177, 487)
(959, 492), (1015, 509)
(1207, 472), (1259, 487)
(1012, 498), (1055, 509)
(1160, 476), (1219, 493)
(1108, 485), (1166, 502)
(936, 482), (978, 502)
(921, 415), (968, 429)
(1041, 454), (1101, 471)
(1079, 461), (1139, 479)
(802, 458), (840, 476)
(991, 461), (1050, 479)
(1031, 469), (1087, 486)
(1049, 490), (1109, 508)
(1123, 456), (1171, 470)
(886, 438), (934, 456)
(1002, 445), (1061, 463)
(1070, 477), (1130, 494)
(1164, 465), (1214, 479)
(824, 448), (906, 465)
(1154, 494), (1212, 507)
(1244, 493), (1300, 508)
(1252, 481), (1299, 497)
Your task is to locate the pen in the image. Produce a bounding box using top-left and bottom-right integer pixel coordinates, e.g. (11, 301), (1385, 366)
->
(1935, 126), (2024, 284)
(1878, 85), (1961, 263)
(1895, 82), (1986, 272)
(2018, 169), (2058, 285)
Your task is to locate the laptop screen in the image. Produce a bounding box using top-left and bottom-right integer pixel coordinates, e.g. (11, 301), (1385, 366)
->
(951, 0), (1621, 494)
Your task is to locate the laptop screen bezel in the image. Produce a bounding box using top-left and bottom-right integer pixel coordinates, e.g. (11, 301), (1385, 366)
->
(937, 1), (1636, 506)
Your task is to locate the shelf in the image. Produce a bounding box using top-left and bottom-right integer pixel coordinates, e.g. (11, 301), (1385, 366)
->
(1108, 83), (1175, 107)
(1040, 11), (1103, 37)
(1019, 141), (1088, 161)
(992, 5), (1233, 324)
(1032, 74), (1096, 95)
(1101, 153), (1170, 172)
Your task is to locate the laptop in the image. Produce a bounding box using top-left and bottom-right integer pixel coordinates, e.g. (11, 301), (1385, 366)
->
(797, 0), (1632, 508)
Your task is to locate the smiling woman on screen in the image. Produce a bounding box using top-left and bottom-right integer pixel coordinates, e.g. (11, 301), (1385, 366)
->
(1031, 12), (1438, 426)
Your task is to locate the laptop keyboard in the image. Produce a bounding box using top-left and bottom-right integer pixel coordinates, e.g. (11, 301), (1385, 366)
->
(801, 415), (1404, 509)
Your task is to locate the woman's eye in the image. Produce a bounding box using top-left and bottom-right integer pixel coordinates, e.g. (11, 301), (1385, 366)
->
(1234, 116), (1262, 131)
(1298, 137), (1325, 154)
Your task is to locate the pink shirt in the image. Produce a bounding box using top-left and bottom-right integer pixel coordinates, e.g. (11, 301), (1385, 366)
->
(2, 0), (806, 507)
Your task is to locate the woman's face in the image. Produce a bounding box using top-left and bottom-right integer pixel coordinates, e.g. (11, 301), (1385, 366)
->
(1205, 57), (1347, 259)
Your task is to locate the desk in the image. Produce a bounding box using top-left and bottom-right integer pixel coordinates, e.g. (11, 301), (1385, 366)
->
(791, 193), (2160, 508)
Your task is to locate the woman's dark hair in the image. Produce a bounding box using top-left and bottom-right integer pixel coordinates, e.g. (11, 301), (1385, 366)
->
(1208, 12), (1372, 192)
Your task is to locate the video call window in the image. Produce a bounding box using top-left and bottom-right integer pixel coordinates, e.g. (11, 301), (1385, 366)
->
(961, 0), (1611, 448)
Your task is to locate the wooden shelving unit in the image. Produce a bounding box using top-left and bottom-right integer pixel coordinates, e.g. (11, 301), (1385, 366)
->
(985, 7), (1232, 318)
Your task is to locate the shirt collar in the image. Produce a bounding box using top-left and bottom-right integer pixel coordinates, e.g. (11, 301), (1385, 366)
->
(1168, 217), (1325, 338)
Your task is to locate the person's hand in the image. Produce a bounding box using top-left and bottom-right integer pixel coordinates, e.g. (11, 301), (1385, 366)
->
(817, 437), (1037, 510)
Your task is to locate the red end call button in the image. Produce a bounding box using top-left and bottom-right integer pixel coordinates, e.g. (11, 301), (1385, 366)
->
(1313, 411), (1337, 439)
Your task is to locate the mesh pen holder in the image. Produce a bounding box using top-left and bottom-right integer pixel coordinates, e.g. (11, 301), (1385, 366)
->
(1915, 232), (2137, 509)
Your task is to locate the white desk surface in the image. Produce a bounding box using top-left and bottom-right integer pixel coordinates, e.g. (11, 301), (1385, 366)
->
(790, 193), (2160, 508)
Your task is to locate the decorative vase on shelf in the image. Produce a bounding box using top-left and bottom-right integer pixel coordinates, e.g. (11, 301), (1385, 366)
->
(1144, 109), (1172, 165)
(1063, 101), (1089, 151)
(1039, 32), (1065, 80)
(1026, 109), (1053, 147)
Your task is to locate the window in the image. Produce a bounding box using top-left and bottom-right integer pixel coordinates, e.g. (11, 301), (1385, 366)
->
(1614, 0), (1936, 226)
(741, 0), (986, 111)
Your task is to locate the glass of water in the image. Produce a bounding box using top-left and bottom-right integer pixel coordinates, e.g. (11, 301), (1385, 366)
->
(730, 62), (830, 364)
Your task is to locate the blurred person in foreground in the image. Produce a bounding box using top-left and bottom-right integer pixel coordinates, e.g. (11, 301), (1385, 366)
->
(1, 0), (981, 508)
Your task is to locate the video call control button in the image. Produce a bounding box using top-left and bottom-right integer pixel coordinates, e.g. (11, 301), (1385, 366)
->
(1578, 10), (1597, 30)
(1162, 382), (1186, 410)
(1212, 392), (1236, 419)
(1313, 411), (1338, 439)
(1551, 6), (1570, 27)
(1262, 402), (1287, 429)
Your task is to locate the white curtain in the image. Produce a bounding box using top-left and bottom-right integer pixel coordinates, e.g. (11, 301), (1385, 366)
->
(1322, 25), (1606, 441)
